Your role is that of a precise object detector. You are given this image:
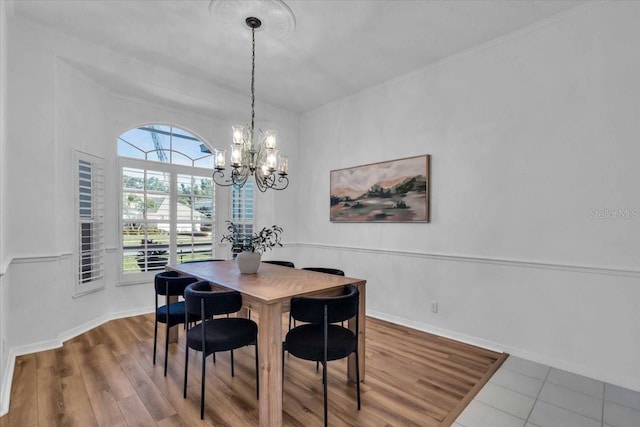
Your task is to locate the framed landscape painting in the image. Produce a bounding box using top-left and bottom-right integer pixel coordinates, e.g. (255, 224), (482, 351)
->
(330, 155), (430, 222)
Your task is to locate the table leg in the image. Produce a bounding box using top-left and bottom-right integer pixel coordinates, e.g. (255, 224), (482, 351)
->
(348, 282), (366, 383)
(258, 301), (283, 427)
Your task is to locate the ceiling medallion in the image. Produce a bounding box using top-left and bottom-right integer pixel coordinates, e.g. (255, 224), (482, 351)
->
(209, 0), (296, 39)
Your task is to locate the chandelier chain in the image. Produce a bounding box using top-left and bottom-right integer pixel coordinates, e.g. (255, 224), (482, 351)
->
(250, 26), (256, 138)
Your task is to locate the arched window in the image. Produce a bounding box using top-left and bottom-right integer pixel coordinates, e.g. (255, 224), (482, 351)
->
(118, 125), (217, 279)
(118, 124), (214, 168)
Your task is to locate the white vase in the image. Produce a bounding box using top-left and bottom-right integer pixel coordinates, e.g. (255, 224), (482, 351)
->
(237, 251), (261, 274)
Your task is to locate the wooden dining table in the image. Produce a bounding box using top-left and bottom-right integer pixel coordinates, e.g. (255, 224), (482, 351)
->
(167, 260), (367, 427)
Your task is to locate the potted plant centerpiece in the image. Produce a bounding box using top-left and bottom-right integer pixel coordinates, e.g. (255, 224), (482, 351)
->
(221, 221), (283, 274)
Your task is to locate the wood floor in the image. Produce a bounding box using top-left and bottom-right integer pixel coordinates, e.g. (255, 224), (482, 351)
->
(0, 314), (506, 426)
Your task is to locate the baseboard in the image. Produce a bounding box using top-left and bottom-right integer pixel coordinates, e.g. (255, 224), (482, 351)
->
(0, 350), (17, 417)
(0, 305), (154, 417)
(367, 310), (640, 393)
(367, 309), (506, 354)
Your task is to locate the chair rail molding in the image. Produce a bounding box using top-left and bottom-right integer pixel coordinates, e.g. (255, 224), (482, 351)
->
(1, 252), (74, 277)
(291, 243), (640, 279)
(11, 252), (73, 264)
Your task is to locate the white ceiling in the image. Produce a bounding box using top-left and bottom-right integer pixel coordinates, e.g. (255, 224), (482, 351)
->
(11, 0), (587, 113)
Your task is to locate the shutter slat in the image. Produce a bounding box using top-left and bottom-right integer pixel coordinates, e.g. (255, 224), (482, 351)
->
(76, 151), (105, 292)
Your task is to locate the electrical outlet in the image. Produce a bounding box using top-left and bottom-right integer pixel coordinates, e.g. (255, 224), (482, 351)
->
(431, 301), (438, 313)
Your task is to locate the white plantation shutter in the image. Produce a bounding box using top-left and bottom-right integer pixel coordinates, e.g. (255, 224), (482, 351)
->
(76, 151), (105, 295)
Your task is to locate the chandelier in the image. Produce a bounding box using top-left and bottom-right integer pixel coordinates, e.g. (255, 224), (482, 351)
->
(212, 16), (289, 192)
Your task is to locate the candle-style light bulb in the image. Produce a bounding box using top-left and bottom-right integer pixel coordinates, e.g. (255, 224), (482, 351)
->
(214, 149), (226, 169)
(232, 125), (244, 146)
(230, 144), (242, 166)
(265, 130), (277, 150)
(279, 156), (288, 174)
(266, 149), (278, 171)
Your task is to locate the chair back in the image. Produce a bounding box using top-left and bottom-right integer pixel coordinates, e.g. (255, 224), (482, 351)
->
(155, 271), (198, 296)
(184, 281), (243, 319)
(291, 284), (358, 325)
(263, 260), (295, 268)
(302, 267), (345, 276)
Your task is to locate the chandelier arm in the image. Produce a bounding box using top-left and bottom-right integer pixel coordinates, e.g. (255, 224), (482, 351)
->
(276, 174), (290, 190)
(264, 171), (276, 188)
(212, 169), (235, 187)
(233, 167), (250, 189)
(254, 170), (268, 192)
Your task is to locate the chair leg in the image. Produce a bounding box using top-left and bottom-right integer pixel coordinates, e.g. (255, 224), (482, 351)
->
(183, 347), (189, 398)
(153, 319), (158, 365)
(230, 349), (235, 377)
(164, 322), (170, 376)
(200, 350), (206, 419)
(322, 362), (328, 427)
(355, 351), (361, 410)
(323, 305), (329, 427)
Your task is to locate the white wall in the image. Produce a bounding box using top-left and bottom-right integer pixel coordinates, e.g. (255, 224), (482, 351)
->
(291, 2), (640, 390)
(0, 0), (9, 410)
(0, 15), (298, 414)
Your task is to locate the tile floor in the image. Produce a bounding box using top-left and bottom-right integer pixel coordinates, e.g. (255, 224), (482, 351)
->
(453, 356), (640, 427)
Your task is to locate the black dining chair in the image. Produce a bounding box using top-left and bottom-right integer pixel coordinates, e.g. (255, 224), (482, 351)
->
(183, 281), (259, 420)
(263, 260), (295, 268)
(282, 284), (361, 427)
(153, 271), (199, 376)
(301, 267), (345, 276)
(292, 267), (346, 331)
